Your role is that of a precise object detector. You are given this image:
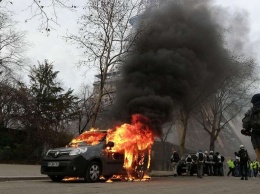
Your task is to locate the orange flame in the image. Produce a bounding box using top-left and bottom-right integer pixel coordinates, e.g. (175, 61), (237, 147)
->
(69, 128), (105, 147)
(106, 114), (154, 170)
(69, 114), (156, 180)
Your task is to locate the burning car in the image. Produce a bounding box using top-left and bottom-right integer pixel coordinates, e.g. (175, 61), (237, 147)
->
(41, 114), (154, 182)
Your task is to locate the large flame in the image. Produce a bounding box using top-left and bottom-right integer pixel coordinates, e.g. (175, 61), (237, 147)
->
(106, 114), (154, 170)
(69, 128), (106, 147)
(69, 114), (155, 180)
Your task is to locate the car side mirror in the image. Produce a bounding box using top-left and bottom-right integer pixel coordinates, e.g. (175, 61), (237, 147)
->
(105, 141), (114, 149)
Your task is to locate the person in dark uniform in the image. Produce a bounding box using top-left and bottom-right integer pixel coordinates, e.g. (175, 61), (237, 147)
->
(241, 93), (260, 162)
(235, 145), (250, 180)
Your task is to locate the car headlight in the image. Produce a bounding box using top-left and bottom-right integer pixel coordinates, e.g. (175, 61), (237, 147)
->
(69, 148), (88, 156)
(46, 149), (52, 156)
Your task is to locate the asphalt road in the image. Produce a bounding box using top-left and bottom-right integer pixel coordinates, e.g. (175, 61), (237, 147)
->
(0, 175), (259, 194)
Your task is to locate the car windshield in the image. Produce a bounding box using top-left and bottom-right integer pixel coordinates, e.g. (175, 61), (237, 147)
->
(67, 131), (107, 147)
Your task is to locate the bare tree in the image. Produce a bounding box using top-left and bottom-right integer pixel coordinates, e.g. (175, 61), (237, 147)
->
(177, 108), (191, 156)
(66, 0), (143, 128)
(0, 11), (27, 78)
(158, 121), (176, 170)
(0, 78), (27, 130)
(76, 83), (95, 134)
(1, 0), (77, 32)
(193, 58), (258, 152)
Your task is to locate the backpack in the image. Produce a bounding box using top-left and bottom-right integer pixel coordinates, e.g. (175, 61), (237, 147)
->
(244, 105), (260, 131)
(217, 155), (221, 163)
(221, 155), (225, 162)
(171, 152), (180, 162)
(208, 154), (213, 161)
(198, 152), (204, 162)
(240, 149), (249, 161)
(186, 157), (192, 163)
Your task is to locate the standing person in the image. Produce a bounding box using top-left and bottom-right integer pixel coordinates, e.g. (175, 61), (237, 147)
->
(214, 152), (225, 176)
(253, 159), (259, 177)
(234, 155), (240, 177)
(241, 93), (260, 162)
(170, 149), (180, 177)
(185, 154), (193, 176)
(249, 161), (254, 177)
(235, 145), (250, 180)
(213, 151), (221, 175)
(196, 150), (204, 178)
(207, 150), (215, 176)
(227, 159), (235, 176)
(203, 151), (209, 175)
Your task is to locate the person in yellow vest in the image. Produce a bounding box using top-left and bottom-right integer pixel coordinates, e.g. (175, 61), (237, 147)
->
(227, 159), (235, 177)
(253, 159), (259, 177)
(249, 161), (254, 177)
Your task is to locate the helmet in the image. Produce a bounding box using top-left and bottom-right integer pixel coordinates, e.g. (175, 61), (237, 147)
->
(209, 150), (213, 154)
(240, 145), (245, 149)
(204, 151), (208, 154)
(251, 94), (260, 104)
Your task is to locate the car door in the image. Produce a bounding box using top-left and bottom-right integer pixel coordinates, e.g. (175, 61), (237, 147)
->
(101, 144), (124, 175)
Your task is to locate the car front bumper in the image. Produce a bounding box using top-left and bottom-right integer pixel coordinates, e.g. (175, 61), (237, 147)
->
(41, 155), (89, 177)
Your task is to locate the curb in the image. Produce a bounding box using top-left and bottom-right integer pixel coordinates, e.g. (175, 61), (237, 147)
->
(0, 176), (49, 182)
(0, 171), (173, 181)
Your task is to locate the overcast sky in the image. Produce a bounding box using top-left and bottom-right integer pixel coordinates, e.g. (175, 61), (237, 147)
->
(6, 0), (260, 92)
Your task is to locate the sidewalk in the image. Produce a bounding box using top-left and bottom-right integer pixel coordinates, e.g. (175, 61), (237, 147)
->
(0, 164), (48, 181)
(0, 164), (173, 181)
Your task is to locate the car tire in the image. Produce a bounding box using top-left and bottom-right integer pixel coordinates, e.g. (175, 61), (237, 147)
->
(84, 161), (100, 183)
(136, 169), (145, 179)
(135, 151), (149, 180)
(48, 175), (64, 182)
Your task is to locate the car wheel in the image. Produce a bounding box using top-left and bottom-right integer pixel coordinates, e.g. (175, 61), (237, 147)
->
(48, 175), (64, 182)
(136, 169), (145, 179)
(136, 152), (149, 179)
(84, 161), (100, 183)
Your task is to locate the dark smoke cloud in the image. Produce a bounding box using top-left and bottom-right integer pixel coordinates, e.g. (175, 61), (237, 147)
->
(110, 0), (250, 136)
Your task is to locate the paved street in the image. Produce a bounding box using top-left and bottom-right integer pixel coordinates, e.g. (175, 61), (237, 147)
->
(0, 175), (259, 194)
(0, 164), (172, 181)
(0, 164), (259, 194)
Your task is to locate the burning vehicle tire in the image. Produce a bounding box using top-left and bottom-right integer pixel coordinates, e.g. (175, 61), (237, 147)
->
(129, 150), (149, 180)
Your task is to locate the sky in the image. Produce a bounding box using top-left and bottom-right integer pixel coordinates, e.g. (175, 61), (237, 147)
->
(4, 0), (260, 92)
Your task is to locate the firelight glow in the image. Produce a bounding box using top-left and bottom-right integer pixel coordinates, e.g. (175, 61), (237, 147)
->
(70, 114), (155, 179)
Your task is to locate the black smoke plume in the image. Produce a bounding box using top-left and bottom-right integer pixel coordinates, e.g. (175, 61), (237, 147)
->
(110, 0), (250, 136)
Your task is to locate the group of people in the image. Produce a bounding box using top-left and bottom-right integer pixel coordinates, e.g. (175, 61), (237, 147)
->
(194, 150), (225, 178)
(171, 145), (260, 180)
(170, 93), (260, 180)
(170, 149), (225, 178)
(226, 145), (260, 180)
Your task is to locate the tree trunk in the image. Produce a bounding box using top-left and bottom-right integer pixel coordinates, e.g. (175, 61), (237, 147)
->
(179, 111), (189, 156)
(162, 140), (166, 170)
(209, 134), (215, 152)
(90, 86), (103, 128)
